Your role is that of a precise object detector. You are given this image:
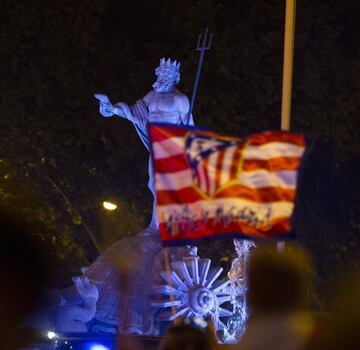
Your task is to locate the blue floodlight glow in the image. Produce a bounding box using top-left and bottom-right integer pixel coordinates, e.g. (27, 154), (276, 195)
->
(47, 331), (56, 339)
(89, 344), (110, 350)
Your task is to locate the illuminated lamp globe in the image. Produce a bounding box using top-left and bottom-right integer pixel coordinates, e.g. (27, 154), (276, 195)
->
(102, 201), (117, 211)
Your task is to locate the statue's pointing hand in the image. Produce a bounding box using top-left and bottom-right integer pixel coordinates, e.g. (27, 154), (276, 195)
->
(94, 93), (116, 118)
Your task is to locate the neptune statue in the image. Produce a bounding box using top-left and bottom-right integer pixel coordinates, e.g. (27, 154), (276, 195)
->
(28, 58), (251, 340)
(95, 58), (194, 232)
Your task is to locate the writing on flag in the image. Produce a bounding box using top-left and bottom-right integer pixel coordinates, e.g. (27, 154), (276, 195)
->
(149, 124), (306, 245)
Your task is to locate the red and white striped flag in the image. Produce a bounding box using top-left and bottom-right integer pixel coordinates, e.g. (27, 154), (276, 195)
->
(149, 124), (306, 246)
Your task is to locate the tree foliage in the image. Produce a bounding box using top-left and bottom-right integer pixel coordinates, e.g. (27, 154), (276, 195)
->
(0, 0), (359, 302)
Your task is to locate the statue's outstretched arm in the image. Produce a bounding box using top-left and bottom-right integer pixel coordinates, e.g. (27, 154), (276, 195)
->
(95, 93), (147, 130)
(94, 93), (129, 119)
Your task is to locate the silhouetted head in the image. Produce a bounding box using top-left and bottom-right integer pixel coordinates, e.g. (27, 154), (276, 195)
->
(247, 243), (313, 316)
(327, 271), (360, 350)
(159, 323), (212, 350)
(0, 205), (50, 348)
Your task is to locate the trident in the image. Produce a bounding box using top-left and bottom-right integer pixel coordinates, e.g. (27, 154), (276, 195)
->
(186, 28), (213, 125)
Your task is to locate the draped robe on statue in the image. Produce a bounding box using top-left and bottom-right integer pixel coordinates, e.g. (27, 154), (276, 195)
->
(115, 98), (193, 232)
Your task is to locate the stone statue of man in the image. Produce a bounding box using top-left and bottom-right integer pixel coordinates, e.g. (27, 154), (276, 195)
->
(95, 58), (194, 232)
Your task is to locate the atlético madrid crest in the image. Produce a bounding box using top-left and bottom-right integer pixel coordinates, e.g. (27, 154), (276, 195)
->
(185, 131), (246, 199)
(149, 123), (305, 244)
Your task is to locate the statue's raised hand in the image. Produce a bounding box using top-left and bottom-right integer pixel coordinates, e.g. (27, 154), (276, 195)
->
(94, 93), (115, 117)
(72, 276), (99, 301)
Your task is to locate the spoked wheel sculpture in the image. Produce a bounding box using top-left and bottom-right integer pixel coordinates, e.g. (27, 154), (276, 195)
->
(152, 255), (233, 333)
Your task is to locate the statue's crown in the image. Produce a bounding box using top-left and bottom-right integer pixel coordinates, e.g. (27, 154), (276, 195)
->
(155, 57), (181, 84)
(158, 57), (180, 71)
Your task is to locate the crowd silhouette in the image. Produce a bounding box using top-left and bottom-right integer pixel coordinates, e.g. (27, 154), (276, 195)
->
(1, 206), (359, 350)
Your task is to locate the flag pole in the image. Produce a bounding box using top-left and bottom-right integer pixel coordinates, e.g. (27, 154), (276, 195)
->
(281, 0), (296, 131)
(278, 0), (296, 252)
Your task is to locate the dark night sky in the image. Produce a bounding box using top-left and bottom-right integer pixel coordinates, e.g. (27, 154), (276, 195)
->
(1, 0), (360, 292)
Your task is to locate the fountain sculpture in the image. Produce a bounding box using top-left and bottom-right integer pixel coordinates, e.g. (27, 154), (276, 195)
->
(31, 58), (254, 343)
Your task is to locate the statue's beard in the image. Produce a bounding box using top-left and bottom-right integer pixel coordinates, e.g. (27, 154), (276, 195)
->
(152, 81), (173, 93)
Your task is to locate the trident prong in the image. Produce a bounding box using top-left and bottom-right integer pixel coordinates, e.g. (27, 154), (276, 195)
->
(186, 28), (213, 124)
(197, 27), (212, 51)
(196, 34), (202, 50)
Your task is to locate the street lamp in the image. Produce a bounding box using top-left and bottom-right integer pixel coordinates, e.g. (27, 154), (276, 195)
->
(102, 201), (117, 211)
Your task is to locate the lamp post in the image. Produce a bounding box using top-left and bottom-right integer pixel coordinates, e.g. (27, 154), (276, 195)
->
(278, 0), (296, 252)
